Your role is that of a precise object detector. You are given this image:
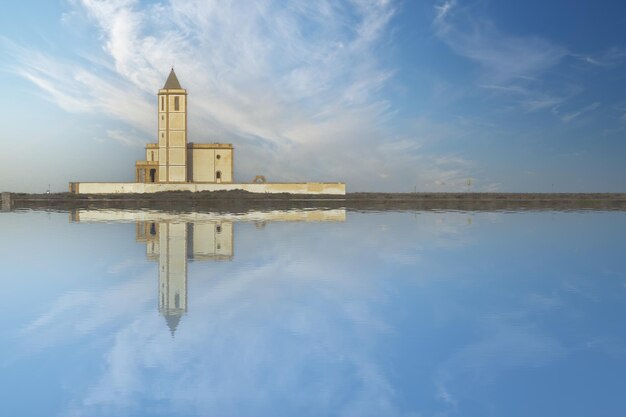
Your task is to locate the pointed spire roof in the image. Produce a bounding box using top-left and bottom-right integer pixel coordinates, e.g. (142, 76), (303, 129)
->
(163, 68), (182, 89)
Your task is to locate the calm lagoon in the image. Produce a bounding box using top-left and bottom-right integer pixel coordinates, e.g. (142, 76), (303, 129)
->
(0, 208), (625, 417)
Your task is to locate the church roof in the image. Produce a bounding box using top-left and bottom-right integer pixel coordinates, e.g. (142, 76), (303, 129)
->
(163, 68), (182, 89)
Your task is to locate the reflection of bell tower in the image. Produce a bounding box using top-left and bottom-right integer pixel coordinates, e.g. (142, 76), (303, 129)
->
(158, 223), (188, 336)
(136, 220), (234, 336)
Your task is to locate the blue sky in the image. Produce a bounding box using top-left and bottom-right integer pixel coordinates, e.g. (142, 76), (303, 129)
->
(0, 0), (624, 192)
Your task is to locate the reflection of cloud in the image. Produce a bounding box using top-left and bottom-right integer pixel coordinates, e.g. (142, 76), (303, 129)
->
(22, 273), (154, 351)
(435, 322), (565, 411)
(77, 254), (402, 416)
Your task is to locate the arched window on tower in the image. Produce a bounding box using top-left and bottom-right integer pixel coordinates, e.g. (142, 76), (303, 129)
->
(174, 96), (180, 111)
(216, 171), (222, 182)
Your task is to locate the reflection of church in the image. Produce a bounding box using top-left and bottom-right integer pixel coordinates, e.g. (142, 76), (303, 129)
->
(71, 209), (346, 335)
(136, 221), (233, 335)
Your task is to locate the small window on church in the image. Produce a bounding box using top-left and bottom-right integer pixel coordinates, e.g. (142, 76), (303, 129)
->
(161, 96), (164, 111)
(216, 225), (222, 233)
(174, 96), (179, 111)
(161, 115), (164, 121)
(216, 171), (222, 180)
(216, 154), (221, 159)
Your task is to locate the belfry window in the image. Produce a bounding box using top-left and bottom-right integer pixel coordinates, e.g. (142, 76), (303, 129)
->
(174, 96), (179, 111)
(161, 96), (164, 111)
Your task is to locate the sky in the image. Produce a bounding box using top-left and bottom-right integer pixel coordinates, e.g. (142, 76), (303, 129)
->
(0, 0), (624, 192)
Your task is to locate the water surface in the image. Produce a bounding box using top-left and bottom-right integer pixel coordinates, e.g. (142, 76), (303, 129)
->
(0, 208), (625, 417)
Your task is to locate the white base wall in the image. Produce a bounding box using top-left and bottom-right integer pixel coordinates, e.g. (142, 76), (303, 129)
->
(70, 182), (346, 195)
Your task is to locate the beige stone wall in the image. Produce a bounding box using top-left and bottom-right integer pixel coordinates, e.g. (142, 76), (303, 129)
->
(214, 148), (233, 183)
(184, 147), (234, 183)
(168, 148), (186, 165)
(168, 113), (185, 130)
(146, 149), (158, 162)
(191, 148), (216, 182)
(73, 182), (346, 195)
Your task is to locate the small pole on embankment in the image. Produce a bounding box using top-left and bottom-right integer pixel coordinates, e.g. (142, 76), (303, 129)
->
(1, 192), (12, 212)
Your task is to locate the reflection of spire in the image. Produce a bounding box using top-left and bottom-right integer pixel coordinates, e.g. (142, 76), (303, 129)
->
(163, 310), (183, 337)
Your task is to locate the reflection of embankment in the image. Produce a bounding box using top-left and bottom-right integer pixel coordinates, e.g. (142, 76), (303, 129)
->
(7, 191), (626, 212)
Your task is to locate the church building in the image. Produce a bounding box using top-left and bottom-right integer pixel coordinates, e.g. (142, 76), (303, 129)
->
(69, 70), (345, 195)
(135, 69), (234, 185)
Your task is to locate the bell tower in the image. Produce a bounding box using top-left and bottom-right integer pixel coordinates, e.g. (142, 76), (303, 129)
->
(158, 68), (188, 182)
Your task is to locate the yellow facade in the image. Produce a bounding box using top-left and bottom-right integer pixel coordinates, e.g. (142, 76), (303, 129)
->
(136, 69), (234, 184)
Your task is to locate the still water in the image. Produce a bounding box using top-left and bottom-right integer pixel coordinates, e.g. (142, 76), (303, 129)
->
(0, 208), (625, 417)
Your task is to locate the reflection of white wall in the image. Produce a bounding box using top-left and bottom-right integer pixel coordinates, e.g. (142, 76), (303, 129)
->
(73, 209), (346, 223)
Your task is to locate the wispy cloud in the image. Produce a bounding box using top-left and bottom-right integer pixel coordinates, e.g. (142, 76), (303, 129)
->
(1, 37), (154, 133)
(433, 0), (579, 118)
(104, 129), (148, 147)
(553, 101), (601, 123)
(572, 47), (626, 67)
(433, 0), (567, 82)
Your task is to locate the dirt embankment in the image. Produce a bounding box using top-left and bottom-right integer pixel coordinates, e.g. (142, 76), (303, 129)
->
(3, 191), (626, 212)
